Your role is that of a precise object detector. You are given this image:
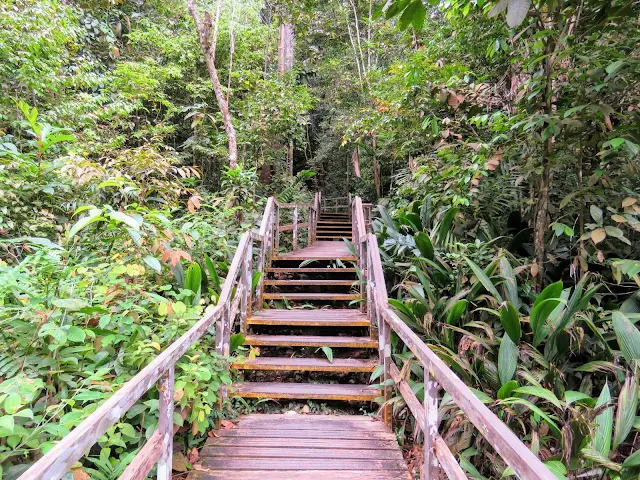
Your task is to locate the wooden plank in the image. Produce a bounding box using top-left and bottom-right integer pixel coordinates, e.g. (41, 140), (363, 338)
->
(232, 357), (377, 372)
(119, 430), (162, 480)
(214, 429), (396, 440)
(201, 447), (404, 460)
(263, 293), (359, 301)
(263, 279), (355, 286)
(157, 366), (174, 480)
(424, 368), (439, 479)
(247, 311), (369, 327)
(191, 458), (406, 471)
(238, 413), (384, 424)
(190, 469), (410, 480)
(231, 382), (378, 401)
(206, 437), (397, 450)
(265, 267), (356, 273)
(244, 334), (378, 348)
(435, 436), (468, 480)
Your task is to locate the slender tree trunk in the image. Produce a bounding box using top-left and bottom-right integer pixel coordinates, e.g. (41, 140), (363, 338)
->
(277, 23), (294, 74)
(227, 2), (235, 103)
(187, 0), (238, 168)
(372, 133), (381, 198)
(352, 147), (361, 178)
(532, 11), (559, 290)
(345, 11), (363, 88)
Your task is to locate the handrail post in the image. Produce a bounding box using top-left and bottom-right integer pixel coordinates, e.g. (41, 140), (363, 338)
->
(240, 238), (252, 334)
(273, 203), (280, 256)
(157, 365), (175, 480)
(423, 363), (439, 479)
(293, 205), (298, 250)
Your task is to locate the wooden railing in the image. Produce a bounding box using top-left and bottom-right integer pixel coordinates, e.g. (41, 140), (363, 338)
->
(350, 196), (555, 480)
(272, 192), (321, 255)
(20, 197), (290, 480)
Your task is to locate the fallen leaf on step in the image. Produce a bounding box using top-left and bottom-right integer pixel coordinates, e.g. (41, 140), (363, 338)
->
(220, 419), (237, 429)
(188, 447), (200, 464)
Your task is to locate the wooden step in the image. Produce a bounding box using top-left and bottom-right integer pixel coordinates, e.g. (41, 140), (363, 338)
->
(313, 236), (351, 240)
(232, 357), (377, 372)
(247, 309), (369, 327)
(264, 279), (355, 286)
(318, 221), (352, 225)
(272, 255), (357, 261)
(263, 292), (358, 301)
(231, 382), (378, 401)
(266, 267), (356, 273)
(244, 334), (377, 348)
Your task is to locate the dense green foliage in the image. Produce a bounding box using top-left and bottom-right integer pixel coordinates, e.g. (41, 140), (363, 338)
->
(1, 0), (639, 477)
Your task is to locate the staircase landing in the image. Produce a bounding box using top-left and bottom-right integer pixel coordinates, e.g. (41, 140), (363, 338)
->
(274, 240), (355, 260)
(190, 414), (409, 480)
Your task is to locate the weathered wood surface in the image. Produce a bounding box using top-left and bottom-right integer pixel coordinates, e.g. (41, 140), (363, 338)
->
(264, 279), (355, 286)
(232, 356), (377, 372)
(190, 414), (408, 480)
(243, 333), (378, 348)
(265, 267), (356, 273)
(118, 430), (162, 480)
(263, 292), (359, 301)
(231, 382), (378, 401)
(274, 240), (356, 260)
(247, 308), (368, 326)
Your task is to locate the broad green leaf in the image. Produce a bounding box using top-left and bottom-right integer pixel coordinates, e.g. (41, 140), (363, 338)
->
(514, 386), (561, 409)
(229, 334), (245, 354)
(3, 393), (22, 414)
(68, 208), (104, 238)
(52, 298), (89, 311)
(67, 326), (86, 343)
(465, 257), (503, 303)
(499, 302), (521, 343)
(498, 335), (517, 386)
(623, 449), (640, 468)
(506, 0), (530, 27)
(106, 210), (140, 230)
(530, 281), (563, 346)
(414, 232), (434, 260)
(0, 415), (15, 433)
(143, 255), (161, 273)
(499, 257), (519, 308)
(488, 0), (508, 17)
(497, 380), (518, 400)
(593, 383), (613, 458)
(446, 300), (467, 325)
(544, 460), (567, 480)
(613, 373), (638, 450)
(564, 391), (595, 407)
(321, 346), (334, 363)
(612, 311), (640, 361)
(437, 207), (458, 244)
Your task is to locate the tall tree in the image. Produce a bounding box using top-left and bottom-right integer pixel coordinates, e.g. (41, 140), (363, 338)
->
(187, 0), (238, 168)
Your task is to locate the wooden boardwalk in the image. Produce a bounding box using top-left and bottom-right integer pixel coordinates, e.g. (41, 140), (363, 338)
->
(190, 414), (410, 480)
(20, 194), (555, 480)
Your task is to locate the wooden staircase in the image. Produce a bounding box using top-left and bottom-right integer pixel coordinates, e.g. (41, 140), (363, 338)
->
(22, 192), (556, 480)
(231, 208), (379, 402)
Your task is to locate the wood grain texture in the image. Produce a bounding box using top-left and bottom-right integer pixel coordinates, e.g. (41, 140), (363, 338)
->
(232, 356), (377, 372)
(263, 292), (359, 301)
(231, 382), (378, 401)
(264, 279), (355, 286)
(247, 308), (368, 326)
(190, 414), (408, 480)
(243, 334), (378, 348)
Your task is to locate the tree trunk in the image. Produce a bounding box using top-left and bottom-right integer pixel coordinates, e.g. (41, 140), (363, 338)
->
(277, 23), (294, 74)
(352, 147), (361, 178)
(187, 0), (238, 168)
(372, 133), (381, 198)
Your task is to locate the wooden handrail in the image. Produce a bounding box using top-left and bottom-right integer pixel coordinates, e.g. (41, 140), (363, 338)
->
(350, 197), (555, 480)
